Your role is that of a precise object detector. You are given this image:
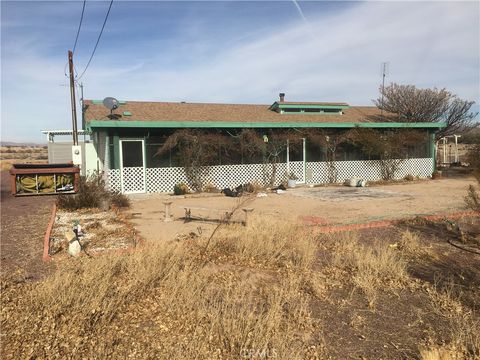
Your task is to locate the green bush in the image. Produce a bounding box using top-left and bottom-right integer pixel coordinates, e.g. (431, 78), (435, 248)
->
(57, 173), (130, 210)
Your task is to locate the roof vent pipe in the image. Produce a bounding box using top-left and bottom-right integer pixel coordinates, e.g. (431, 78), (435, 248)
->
(279, 93), (285, 102)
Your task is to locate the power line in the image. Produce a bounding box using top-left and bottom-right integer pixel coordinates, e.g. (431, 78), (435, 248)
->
(64, 0), (87, 77)
(76, 0), (114, 80)
(72, 0), (87, 54)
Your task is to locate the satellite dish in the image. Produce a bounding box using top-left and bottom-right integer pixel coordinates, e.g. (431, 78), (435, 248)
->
(102, 97), (119, 113)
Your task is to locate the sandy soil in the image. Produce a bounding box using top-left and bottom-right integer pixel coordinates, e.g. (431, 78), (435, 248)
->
(129, 176), (477, 242)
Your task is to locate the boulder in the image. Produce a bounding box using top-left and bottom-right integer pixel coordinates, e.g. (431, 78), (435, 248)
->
(68, 239), (82, 257)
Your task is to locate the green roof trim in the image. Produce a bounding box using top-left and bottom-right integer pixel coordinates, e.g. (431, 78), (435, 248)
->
(278, 104), (350, 109)
(269, 101), (350, 111)
(87, 120), (446, 130)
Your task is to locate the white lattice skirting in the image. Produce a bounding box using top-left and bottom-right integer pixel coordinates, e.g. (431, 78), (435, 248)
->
(106, 158), (434, 194)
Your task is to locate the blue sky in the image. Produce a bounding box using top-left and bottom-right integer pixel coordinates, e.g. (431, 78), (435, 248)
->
(1, 0), (479, 143)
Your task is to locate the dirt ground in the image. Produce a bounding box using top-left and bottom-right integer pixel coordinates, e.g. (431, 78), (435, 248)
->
(0, 171), (54, 279)
(1, 168), (479, 359)
(130, 176), (477, 243)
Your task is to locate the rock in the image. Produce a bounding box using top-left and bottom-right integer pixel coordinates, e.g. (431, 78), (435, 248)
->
(345, 178), (367, 187)
(68, 239), (82, 257)
(64, 229), (76, 242)
(345, 178), (360, 187)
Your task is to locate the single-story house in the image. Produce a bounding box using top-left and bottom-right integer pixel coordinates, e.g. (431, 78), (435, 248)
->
(82, 94), (444, 194)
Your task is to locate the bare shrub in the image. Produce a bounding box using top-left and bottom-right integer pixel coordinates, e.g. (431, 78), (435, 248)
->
(465, 144), (480, 212)
(109, 191), (131, 208)
(304, 129), (352, 183)
(464, 186), (480, 212)
(57, 173), (129, 210)
(348, 128), (428, 180)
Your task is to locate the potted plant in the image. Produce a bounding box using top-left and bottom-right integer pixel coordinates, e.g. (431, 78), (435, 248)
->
(287, 172), (298, 188)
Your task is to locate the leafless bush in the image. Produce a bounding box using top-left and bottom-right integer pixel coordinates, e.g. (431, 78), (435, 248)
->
(304, 129), (351, 183)
(465, 144), (480, 211)
(348, 128), (428, 180)
(57, 173), (130, 210)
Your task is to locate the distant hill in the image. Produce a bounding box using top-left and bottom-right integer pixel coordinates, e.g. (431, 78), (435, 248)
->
(0, 141), (46, 147)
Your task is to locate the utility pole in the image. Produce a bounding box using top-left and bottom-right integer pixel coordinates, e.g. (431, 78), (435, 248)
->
(68, 50), (78, 146)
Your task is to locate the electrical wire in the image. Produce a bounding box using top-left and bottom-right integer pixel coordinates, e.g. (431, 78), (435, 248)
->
(76, 0), (114, 80)
(72, 0), (86, 54)
(64, 60), (79, 78)
(64, 0), (87, 77)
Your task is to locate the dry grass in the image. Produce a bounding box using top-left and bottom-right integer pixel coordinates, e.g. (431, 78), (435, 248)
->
(326, 231), (408, 307)
(1, 218), (323, 359)
(2, 217), (479, 359)
(423, 280), (480, 359)
(397, 229), (434, 258)
(0, 146), (48, 170)
(0, 159), (47, 171)
(211, 217), (316, 269)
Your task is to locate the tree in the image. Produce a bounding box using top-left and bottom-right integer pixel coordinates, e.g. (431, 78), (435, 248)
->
(305, 129), (351, 183)
(234, 129), (301, 186)
(374, 83), (478, 140)
(348, 128), (428, 180)
(155, 129), (228, 191)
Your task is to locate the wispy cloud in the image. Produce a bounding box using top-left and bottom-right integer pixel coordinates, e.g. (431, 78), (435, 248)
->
(1, 1), (479, 142)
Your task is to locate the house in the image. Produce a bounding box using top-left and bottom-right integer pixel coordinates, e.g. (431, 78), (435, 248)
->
(82, 94), (444, 194)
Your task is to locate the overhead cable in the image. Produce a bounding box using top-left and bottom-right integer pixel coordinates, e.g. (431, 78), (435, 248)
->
(76, 0), (114, 80)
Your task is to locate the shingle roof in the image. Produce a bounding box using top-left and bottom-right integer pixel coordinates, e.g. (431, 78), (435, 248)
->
(83, 100), (400, 124)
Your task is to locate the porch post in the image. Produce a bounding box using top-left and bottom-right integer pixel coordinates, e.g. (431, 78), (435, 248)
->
(286, 139), (290, 175)
(113, 133), (120, 169)
(302, 137), (306, 183)
(430, 131), (436, 172)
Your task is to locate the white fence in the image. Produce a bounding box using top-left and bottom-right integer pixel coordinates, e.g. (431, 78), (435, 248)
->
(107, 158), (433, 194)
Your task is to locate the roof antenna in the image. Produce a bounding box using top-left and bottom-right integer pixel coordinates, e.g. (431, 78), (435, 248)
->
(380, 62), (389, 118)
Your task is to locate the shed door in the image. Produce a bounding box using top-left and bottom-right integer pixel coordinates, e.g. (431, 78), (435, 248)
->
(120, 139), (146, 194)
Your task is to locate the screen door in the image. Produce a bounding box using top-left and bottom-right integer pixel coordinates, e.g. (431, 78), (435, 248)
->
(120, 139), (146, 194)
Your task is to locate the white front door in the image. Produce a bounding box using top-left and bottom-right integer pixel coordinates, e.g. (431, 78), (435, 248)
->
(120, 139), (146, 194)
